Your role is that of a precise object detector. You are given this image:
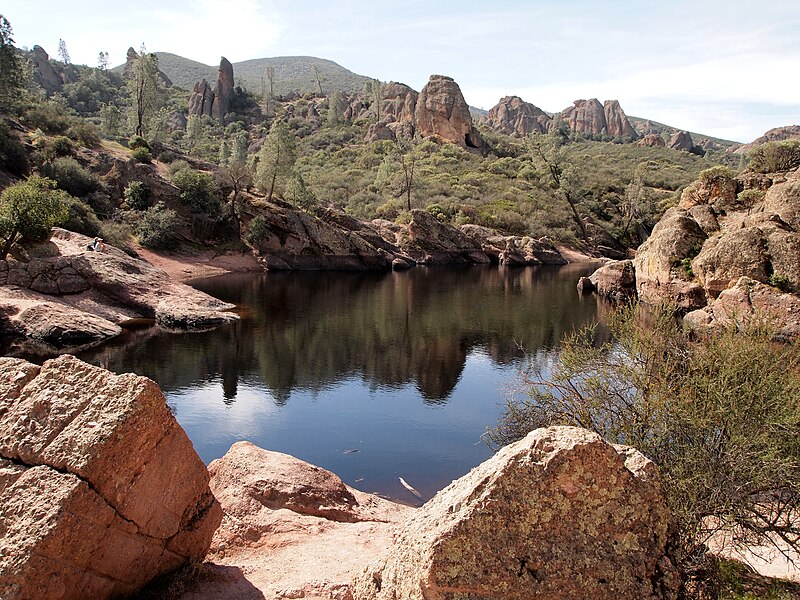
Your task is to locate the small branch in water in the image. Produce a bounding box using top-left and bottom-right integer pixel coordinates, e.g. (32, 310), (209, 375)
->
(399, 476), (422, 499)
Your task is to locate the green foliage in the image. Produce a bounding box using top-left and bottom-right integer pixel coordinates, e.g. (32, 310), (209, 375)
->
(131, 146), (153, 163)
(256, 121), (297, 201)
(136, 201), (178, 249)
(128, 135), (151, 151)
(699, 164), (735, 185)
(23, 101), (72, 134)
(60, 195), (101, 236)
(50, 136), (74, 157)
(749, 140), (800, 174)
(0, 175), (70, 257)
(767, 273), (791, 292)
(244, 215), (270, 247)
(0, 120), (29, 175)
(124, 181), (152, 211)
(285, 172), (316, 211)
(736, 188), (765, 207)
(172, 167), (221, 215)
(486, 304), (800, 582)
(128, 48), (163, 137)
(0, 15), (24, 113)
(39, 156), (105, 198)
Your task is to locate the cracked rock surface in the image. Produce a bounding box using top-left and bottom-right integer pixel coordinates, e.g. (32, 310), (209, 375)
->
(0, 355), (221, 600)
(352, 426), (680, 600)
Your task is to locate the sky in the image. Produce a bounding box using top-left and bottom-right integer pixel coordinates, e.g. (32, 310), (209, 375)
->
(3, 0), (799, 143)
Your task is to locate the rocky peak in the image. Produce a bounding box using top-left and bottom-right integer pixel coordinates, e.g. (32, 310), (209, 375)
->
(483, 95), (552, 137)
(414, 75), (483, 148)
(188, 57), (235, 122)
(380, 82), (419, 124)
(603, 99), (638, 138)
(560, 98), (637, 139)
(30, 45), (64, 95)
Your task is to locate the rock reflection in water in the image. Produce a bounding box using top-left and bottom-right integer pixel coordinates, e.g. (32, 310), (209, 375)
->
(77, 264), (606, 405)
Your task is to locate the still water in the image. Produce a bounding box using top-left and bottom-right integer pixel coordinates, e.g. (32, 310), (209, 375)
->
(75, 264), (606, 504)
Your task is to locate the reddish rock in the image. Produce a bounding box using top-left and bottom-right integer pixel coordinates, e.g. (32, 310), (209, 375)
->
(459, 224), (566, 265)
(381, 82), (418, 125)
(588, 259), (637, 301)
(484, 96), (551, 137)
(709, 277), (800, 341)
(603, 100), (637, 139)
(414, 75), (483, 148)
(173, 441), (411, 600)
(733, 125), (800, 155)
(188, 79), (215, 117)
(211, 57), (235, 121)
(0, 355), (221, 600)
(562, 98), (606, 136)
(352, 426), (679, 600)
(669, 131), (694, 151)
(638, 133), (666, 147)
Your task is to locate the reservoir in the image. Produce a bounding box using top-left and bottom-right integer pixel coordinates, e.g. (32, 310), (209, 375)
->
(75, 263), (606, 504)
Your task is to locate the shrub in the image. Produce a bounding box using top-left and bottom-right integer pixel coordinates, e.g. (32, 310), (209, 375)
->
(157, 149), (176, 163)
(768, 273), (791, 292)
(172, 168), (221, 215)
(168, 159), (191, 177)
(0, 121), (29, 176)
(131, 147), (152, 164)
(67, 121), (101, 148)
(128, 135), (151, 151)
(735, 188), (765, 208)
(136, 202), (178, 249)
(61, 196), (101, 236)
(50, 136), (74, 158)
(749, 140), (800, 174)
(244, 215), (270, 246)
(123, 181), (152, 211)
(485, 304), (800, 588)
(699, 165), (735, 185)
(39, 157), (104, 198)
(0, 176), (70, 257)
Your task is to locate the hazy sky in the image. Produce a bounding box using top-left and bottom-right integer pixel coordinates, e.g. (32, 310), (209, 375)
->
(4, 0), (799, 142)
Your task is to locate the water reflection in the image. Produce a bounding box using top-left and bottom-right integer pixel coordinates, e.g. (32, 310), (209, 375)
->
(75, 264), (607, 405)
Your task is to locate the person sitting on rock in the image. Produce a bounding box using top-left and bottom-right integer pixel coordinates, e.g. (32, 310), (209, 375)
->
(86, 237), (106, 252)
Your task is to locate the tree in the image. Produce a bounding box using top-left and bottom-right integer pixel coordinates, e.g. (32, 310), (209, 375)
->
(367, 79), (384, 122)
(128, 46), (162, 137)
(312, 64), (323, 95)
(485, 304), (800, 585)
(261, 65), (276, 116)
(57, 39), (70, 64)
(375, 140), (421, 211)
(218, 160), (253, 237)
(256, 122), (297, 202)
(327, 90), (346, 125)
(527, 128), (588, 242)
(0, 176), (70, 258)
(0, 15), (24, 112)
(398, 142), (418, 211)
(97, 51), (109, 71)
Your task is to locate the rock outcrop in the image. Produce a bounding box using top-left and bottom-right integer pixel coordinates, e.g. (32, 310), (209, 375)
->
(414, 75), (483, 148)
(30, 45), (64, 95)
(733, 125), (800, 155)
(174, 441), (412, 599)
(483, 96), (551, 137)
(353, 426), (679, 600)
(0, 229), (237, 351)
(669, 131), (695, 152)
(560, 98), (637, 139)
(459, 224), (567, 265)
(0, 355), (221, 600)
(638, 133), (666, 147)
(587, 259), (637, 301)
(188, 57), (234, 122)
(380, 82), (418, 125)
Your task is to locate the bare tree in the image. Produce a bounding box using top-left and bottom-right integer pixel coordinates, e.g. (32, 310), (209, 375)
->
(312, 64), (323, 96)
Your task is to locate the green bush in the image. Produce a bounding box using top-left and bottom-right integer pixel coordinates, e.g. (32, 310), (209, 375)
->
(0, 121), (29, 176)
(131, 147), (152, 164)
(136, 202), (178, 249)
(485, 304), (800, 587)
(124, 181), (152, 211)
(157, 149), (177, 163)
(39, 157), (105, 198)
(244, 215), (270, 246)
(768, 273), (791, 292)
(61, 196), (101, 236)
(172, 168), (221, 215)
(67, 121), (101, 148)
(749, 140), (800, 174)
(128, 135), (151, 151)
(699, 164), (735, 185)
(50, 136), (74, 158)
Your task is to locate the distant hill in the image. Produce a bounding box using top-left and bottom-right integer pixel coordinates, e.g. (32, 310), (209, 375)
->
(627, 115), (738, 149)
(145, 53), (371, 96)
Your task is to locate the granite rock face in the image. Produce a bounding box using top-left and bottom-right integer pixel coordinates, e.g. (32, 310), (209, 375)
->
(188, 57), (235, 121)
(559, 98), (637, 139)
(483, 96), (551, 137)
(352, 426), (679, 600)
(588, 259), (637, 301)
(669, 130), (695, 152)
(415, 75), (483, 148)
(0, 355), (221, 600)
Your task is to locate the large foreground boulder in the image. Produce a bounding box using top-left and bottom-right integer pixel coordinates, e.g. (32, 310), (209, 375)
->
(175, 441), (412, 599)
(352, 426), (679, 600)
(0, 355), (222, 600)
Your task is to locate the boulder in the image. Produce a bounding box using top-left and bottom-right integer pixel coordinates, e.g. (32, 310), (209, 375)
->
(459, 224), (566, 265)
(637, 133), (666, 148)
(669, 131), (694, 152)
(603, 100), (637, 139)
(381, 82), (418, 125)
(17, 302), (122, 348)
(414, 75), (483, 149)
(352, 426), (679, 600)
(175, 441), (412, 599)
(385, 210), (490, 265)
(0, 355), (221, 600)
(588, 259), (637, 301)
(483, 96), (551, 137)
(634, 208), (708, 310)
(691, 226), (772, 297)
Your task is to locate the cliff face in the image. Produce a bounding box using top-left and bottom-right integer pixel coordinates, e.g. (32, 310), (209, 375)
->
(414, 75), (483, 148)
(188, 57), (235, 121)
(483, 95), (552, 137)
(559, 98), (638, 139)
